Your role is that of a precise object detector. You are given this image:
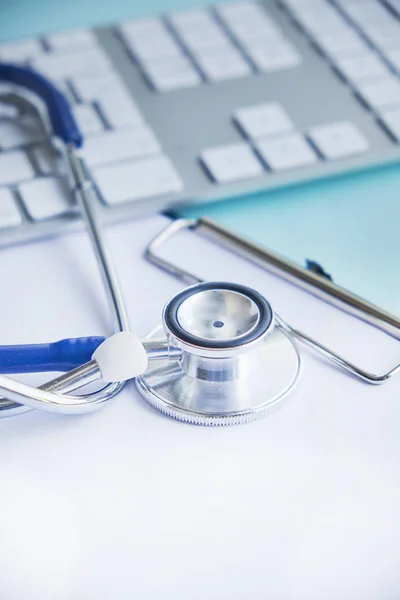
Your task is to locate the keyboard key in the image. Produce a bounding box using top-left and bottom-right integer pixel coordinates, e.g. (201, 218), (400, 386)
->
(169, 9), (232, 51)
(313, 28), (369, 59)
(19, 177), (73, 220)
(336, 52), (389, 83)
(0, 151), (35, 185)
(0, 117), (45, 150)
(200, 143), (263, 182)
(31, 144), (64, 175)
(195, 46), (252, 81)
(95, 89), (143, 129)
(72, 104), (104, 135)
(357, 76), (400, 109)
(378, 108), (400, 141)
(244, 38), (302, 71)
(72, 73), (123, 102)
(82, 126), (161, 167)
(293, 6), (345, 34)
(0, 38), (43, 62)
(257, 133), (318, 170)
(0, 189), (23, 229)
(45, 29), (98, 51)
(121, 19), (182, 62)
(234, 102), (294, 139)
(216, 2), (282, 41)
(309, 120), (369, 158)
(32, 48), (112, 79)
(365, 24), (400, 53)
(342, 0), (393, 28)
(94, 155), (183, 204)
(386, 48), (400, 73)
(143, 55), (201, 92)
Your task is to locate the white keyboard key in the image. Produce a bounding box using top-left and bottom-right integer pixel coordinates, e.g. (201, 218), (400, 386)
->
(386, 49), (400, 73)
(313, 28), (368, 59)
(379, 108), (400, 142)
(72, 104), (104, 135)
(169, 10), (231, 51)
(216, 2), (282, 41)
(294, 7), (345, 34)
(82, 126), (161, 167)
(0, 151), (35, 185)
(365, 24), (400, 53)
(244, 39), (302, 71)
(309, 120), (369, 159)
(0, 189), (22, 229)
(257, 133), (318, 170)
(200, 143), (263, 183)
(32, 48), (112, 79)
(31, 144), (64, 175)
(358, 76), (400, 110)
(336, 52), (389, 83)
(122, 21), (182, 62)
(94, 155), (183, 204)
(72, 73), (124, 102)
(0, 38), (43, 62)
(95, 89), (143, 129)
(385, 0), (400, 16)
(143, 56), (201, 92)
(195, 47), (251, 81)
(19, 177), (73, 220)
(0, 117), (45, 150)
(234, 102), (294, 139)
(343, 1), (392, 28)
(45, 29), (98, 51)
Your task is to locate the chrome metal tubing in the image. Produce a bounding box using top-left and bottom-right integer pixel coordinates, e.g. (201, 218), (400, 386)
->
(66, 144), (130, 334)
(0, 361), (124, 417)
(145, 218), (400, 386)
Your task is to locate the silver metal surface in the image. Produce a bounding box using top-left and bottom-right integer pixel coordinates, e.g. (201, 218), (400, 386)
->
(176, 288), (260, 342)
(145, 218), (400, 385)
(137, 325), (301, 426)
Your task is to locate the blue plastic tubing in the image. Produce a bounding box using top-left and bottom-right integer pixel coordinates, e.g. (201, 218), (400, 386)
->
(0, 63), (83, 147)
(0, 338), (105, 374)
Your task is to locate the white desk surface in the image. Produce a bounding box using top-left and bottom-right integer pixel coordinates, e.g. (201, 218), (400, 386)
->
(0, 214), (399, 600)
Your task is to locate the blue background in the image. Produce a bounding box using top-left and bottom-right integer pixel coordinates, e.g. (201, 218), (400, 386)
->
(1, 0), (399, 315)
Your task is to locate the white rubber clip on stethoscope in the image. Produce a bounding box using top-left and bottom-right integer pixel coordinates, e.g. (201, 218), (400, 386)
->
(0, 63), (399, 426)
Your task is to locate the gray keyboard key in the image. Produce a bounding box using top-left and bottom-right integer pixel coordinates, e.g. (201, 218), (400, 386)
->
(93, 155), (183, 204)
(200, 143), (264, 182)
(309, 120), (369, 158)
(0, 117), (45, 150)
(257, 133), (318, 170)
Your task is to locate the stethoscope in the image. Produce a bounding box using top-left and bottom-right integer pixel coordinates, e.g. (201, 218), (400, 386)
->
(0, 63), (399, 425)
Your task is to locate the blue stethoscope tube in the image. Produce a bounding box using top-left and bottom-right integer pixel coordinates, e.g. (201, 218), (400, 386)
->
(0, 63), (82, 147)
(0, 338), (105, 374)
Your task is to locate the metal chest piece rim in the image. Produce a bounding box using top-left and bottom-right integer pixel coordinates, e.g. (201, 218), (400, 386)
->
(136, 282), (301, 426)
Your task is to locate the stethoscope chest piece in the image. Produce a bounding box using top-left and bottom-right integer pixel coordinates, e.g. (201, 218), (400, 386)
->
(136, 282), (301, 425)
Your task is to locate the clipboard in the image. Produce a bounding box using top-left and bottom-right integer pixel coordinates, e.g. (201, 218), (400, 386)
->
(171, 162), (400, 340)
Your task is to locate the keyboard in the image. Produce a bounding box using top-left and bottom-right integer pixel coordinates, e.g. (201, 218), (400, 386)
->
(1, 0), (400, 247)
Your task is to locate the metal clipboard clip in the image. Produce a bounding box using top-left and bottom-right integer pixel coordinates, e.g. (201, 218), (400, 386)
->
(144, 217), (400, 385)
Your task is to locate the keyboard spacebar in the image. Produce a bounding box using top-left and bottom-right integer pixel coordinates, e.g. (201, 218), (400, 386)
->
(93, 155), (183, 205)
